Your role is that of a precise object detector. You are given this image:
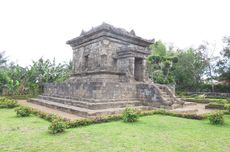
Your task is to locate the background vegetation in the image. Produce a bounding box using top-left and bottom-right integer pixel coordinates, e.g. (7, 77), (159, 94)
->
(0, 56), (72, 96)
(147, 36), (230, 93)
(0, 36), (229, 96)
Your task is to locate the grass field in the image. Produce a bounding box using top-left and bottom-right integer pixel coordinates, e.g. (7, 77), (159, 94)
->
(1, 109), (230, 152)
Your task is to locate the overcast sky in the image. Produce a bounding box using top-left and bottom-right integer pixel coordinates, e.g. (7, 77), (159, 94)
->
(0, 0), (230, 67)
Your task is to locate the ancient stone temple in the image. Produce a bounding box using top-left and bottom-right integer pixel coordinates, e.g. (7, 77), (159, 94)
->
(29, 23), (183, 117)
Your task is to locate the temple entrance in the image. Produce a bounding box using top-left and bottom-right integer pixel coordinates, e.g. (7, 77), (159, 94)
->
(134, 57), (144, 81)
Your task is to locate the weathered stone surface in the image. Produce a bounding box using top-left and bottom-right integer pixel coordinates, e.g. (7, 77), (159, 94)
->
(28, 23), (183, 117)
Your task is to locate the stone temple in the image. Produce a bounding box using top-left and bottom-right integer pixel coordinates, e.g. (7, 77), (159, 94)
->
(29, 23), (183, 117)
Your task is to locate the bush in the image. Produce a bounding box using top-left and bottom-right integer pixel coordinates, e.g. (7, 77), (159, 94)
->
(48, 119), (66, 134)
(45, 114), (59, 122)
(138, 109), (206, 120)
(122, 107), (139, 122)
(227, 98), (230, 103)
(205, 103), (225, 110)
(0, 97), (18, 108)
(208, 112), (224, 125)
(15, 106), (31, 117)
(224, 104), (230, 112)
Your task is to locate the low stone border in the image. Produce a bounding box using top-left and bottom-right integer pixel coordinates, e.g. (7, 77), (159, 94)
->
(15, 105), (214, 129)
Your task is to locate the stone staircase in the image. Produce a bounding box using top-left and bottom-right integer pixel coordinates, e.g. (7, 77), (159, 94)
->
(156, 84), (184, 109)
(28, 95), (154, 117)
(156, 85), (211, 114)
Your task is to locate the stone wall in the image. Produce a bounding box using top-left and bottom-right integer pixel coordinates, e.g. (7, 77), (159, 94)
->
(43, 81), (163, 107)
(72, 36), (149, 82)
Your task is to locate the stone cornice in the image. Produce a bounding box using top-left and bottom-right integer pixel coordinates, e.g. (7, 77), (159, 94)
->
(72, 70), (125, 76)
(66, 23), (154, 47)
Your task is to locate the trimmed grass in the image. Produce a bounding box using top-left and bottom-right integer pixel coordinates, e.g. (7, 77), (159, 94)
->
(0, 109), (230, 152)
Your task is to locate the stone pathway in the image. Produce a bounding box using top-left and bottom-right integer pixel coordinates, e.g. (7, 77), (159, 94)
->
(170, 102), (218, 115)
(17, 100), (82, 121)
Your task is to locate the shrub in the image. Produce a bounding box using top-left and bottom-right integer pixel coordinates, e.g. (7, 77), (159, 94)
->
(0, 97), (18, 108)
(205, 103), (225, 110)
(48, 119), (66, 134)
(208, 112), (224, 125)
(224, 104), (230, 112)
(122, 107), (139, 122)
(45, 114), (58, 122)
(15, 106), (31, 117)
(227, 98), (230, 103)
(66, 115), (123, 129)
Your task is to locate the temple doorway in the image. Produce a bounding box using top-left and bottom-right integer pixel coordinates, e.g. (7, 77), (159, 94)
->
(134, 57), (144, 81)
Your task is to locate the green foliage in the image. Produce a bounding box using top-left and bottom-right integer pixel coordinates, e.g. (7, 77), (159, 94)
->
(208, 112), (224, 125)
(150, 40), (167, 56)
(205, 103), (225, 110)
(216, 36), (230, 82)
(26, 107), (63, 121)
(0, 97), (18, 108)
(225, 104), (230, 112)
(66, 115), (123, 128)
(45, 114), (59, 122)
(48, 119), (66, 134)
(150, 70), (168, 84)
(173, 48), (208, 91)
(138, 109), (206, 120)
(227, 98), (230, 103)
(15, 106), (31, 117)
(122, 107), (139, 122)
(0, 57), (72, 96)
(147, 40), (177, 84)
(0, 68), (9, 93)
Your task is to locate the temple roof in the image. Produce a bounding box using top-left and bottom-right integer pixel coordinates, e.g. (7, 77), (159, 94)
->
(66, 22), (154, 47)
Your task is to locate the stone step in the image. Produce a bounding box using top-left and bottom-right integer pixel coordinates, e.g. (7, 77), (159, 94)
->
(37, 95), (142, 110)
(41, 94), (138, 103)
(28, 98), (152, 117)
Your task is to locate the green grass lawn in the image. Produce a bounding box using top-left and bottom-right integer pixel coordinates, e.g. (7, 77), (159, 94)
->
(1, 109), (230, 152)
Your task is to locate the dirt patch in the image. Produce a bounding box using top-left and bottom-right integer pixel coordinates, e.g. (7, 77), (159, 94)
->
(171, 102), (218, 115)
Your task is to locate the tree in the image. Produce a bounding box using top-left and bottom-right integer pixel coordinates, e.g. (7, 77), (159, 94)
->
(0, 51), (9, 94)
(147, 40), (178, 84)
(150, 40), (167, 56)
(0, 51), (7, 67)
(25, 57), (71, 94)
(197, 41), (219, 92)
(173, 48), (208, 91)
(0, 56), (72, 95)
(216, 36), (230, 82)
